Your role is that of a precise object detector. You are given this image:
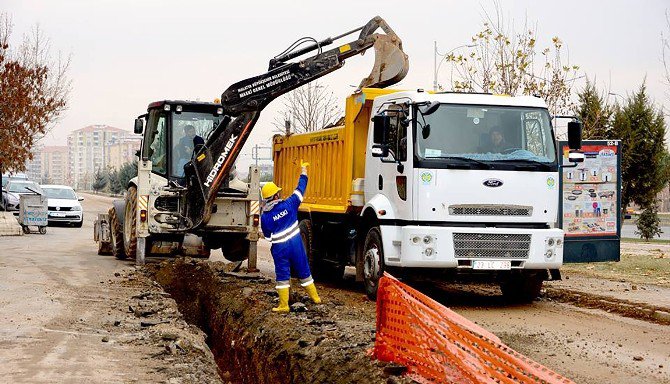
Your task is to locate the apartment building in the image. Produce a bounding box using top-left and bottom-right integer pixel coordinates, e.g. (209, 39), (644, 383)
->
(68, 125), (130, 189)
(40, 146), (69, 185)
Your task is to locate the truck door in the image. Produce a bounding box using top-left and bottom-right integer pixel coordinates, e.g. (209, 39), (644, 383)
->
(379, 105), (413, 220)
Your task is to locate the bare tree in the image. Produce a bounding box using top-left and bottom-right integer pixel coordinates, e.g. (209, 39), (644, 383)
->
(273, 81), (343, 134)
(444, 4), (579, 115)
(0, 13), (71, 174)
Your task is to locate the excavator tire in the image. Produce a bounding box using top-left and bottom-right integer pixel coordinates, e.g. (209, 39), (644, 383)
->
(123, 186), (138, 258)
(109, 207), (126, 260)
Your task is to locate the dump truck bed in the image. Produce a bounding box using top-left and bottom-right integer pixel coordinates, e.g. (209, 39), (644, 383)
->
(272, 88), (398, 214)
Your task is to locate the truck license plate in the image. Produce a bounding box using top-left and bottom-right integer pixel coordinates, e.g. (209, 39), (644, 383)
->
(50, 212), (64, 217)
(472, 260), (511, 270)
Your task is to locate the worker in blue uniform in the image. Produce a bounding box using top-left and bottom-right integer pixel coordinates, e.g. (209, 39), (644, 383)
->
(260, 159), (321, 313)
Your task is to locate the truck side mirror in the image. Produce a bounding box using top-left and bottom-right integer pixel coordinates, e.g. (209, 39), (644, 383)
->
(134, 118), (144, 134)
(567, 121), (582, 150)
(372, 114), (390, 144)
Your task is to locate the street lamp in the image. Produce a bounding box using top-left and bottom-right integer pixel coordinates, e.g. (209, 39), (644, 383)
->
(433, 41), (476, 91)
(608, 92), (624, 104)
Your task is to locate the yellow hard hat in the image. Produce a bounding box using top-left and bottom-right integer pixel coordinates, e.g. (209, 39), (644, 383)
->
(261, 182), (282, 199)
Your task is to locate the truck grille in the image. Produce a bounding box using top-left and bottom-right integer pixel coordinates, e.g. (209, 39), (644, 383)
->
(449, 204), (532, 217)
(453, 233), (531, 259)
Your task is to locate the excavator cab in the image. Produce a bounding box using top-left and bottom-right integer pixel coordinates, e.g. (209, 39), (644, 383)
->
(136, 101), (226, 183)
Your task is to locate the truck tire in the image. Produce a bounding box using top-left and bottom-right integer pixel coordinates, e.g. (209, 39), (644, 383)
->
(123, 186), (138, 258)
(109, 207), (126, 260)
(299, 219), (319, 278)
(500, 272), (544, 303)
(298, 219), (345, 282)
(363, 226), (385, 300)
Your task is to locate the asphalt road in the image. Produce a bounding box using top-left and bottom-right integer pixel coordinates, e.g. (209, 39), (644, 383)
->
(621, 224), (670, 239)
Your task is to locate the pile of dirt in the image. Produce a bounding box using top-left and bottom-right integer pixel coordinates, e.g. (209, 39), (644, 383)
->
(110, 268), (223, 383)
(146, 258), (413, 384)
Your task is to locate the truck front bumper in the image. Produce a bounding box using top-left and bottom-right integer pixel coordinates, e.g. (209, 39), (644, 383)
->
(380, 225), (563, 269)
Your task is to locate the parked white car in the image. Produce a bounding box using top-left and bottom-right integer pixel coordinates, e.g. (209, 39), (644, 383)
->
(2, 180), (42, 214)
(41, 185), (84, 227)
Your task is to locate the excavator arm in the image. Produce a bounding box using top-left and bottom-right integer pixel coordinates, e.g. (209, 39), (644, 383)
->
(183, 16), (409, 229)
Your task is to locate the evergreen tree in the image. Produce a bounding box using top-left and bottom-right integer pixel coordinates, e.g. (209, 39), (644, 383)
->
(635, 203), (663, 241)
(574, 80), (613, 139)
(611, 82), (667, 209)
(92, 169), (107, 193)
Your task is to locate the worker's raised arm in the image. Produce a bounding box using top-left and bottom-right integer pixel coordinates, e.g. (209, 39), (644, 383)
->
(287, 160), (309, 209)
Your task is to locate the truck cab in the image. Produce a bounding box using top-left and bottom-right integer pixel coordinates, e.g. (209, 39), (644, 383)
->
(363, 91), (570, 300)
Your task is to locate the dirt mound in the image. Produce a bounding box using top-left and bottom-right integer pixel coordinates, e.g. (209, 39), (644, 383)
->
(108, 268), (223, 383)
(147, 258), (413, 384)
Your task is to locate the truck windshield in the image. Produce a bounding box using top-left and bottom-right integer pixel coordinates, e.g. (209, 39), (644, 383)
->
(171, 112), (224, 177)
(415, 104), (556, 166)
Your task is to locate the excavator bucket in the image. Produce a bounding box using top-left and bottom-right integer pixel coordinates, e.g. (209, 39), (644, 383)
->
(358, 17), (409, 89)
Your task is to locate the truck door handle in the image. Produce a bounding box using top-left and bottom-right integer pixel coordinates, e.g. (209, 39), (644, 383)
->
(378, 175), (383, 190)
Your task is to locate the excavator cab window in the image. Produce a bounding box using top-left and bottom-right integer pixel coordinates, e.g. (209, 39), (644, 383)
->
(143, 109), (168, 176)
(170, 111), (224, 178)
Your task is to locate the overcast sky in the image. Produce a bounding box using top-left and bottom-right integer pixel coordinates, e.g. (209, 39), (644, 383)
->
(4, 0), (670, 168)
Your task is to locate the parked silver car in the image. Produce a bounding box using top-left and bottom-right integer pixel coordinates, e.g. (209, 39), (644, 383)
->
(2, 180), (42, 215)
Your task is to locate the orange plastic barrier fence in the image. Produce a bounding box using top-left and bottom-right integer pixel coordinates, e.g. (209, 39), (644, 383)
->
(373, 273), (574, 384)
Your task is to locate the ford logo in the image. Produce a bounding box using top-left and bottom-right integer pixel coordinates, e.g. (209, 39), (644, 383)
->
(483, 178), (503, 188)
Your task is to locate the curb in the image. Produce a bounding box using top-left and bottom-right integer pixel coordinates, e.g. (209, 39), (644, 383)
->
(0, 212), (22, 236)
(543, 286), (670, 326)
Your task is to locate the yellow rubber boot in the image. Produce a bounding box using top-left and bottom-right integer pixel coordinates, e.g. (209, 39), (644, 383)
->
(304, 282), (322, 304)
(272, 287), (290, 313)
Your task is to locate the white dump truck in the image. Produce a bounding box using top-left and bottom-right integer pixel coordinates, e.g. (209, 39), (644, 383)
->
(272, 88), (584, 301)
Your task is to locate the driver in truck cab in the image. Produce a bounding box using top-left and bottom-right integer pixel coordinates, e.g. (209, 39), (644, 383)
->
(479, 126), (508, 153)
(260, 160), (321, 313)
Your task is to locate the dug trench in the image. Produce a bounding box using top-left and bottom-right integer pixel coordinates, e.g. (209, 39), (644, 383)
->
(146, 258), (413, 384)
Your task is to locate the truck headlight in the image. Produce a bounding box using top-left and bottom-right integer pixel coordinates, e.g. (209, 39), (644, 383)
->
(547, 238), (555, 247)
(545, 249), (554, 259)
(556, 238), (563, 247)
(425, 247), (434, 257)
(423, 235), (433, 245)
(411, 236), (421, 244)
(72, 205), (82, 211)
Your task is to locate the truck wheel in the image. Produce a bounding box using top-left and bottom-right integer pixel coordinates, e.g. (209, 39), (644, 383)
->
(500, 272), (544, 303)
(363, 226), (385, 300)
(109, 207), (126, 259)
(123, 186), (138, 258)
(299, 219), (320, 278)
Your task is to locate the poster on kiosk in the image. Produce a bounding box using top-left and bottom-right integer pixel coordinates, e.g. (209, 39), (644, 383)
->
(559, 140), (621, 263)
